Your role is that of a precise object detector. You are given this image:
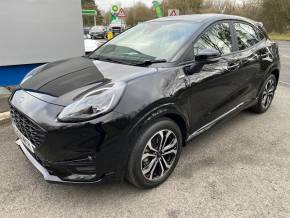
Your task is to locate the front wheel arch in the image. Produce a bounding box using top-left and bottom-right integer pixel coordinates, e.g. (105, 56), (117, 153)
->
(128, 104), (189, 148)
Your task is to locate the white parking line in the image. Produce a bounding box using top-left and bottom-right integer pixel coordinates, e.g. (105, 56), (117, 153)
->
(279, 81), (290, 86)
(279, 45), (290, 49)
(281, 55), (290, 58)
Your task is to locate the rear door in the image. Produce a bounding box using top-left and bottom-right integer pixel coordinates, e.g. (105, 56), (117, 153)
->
(230, 21), (266, 103)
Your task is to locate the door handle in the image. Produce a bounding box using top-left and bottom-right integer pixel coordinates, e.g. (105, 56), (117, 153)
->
(179, 74), (186, 79)
(227, 63), (240, 71)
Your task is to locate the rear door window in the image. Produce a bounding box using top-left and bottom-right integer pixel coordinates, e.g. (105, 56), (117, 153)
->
(234, 22), (260, 50)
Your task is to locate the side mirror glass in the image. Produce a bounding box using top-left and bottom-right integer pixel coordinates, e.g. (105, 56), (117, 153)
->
(195, 48), (221, 61)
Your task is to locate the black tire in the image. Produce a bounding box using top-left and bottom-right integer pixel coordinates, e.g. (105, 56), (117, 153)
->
(127, 117), (182, 189)
(251, 74), (277, 113)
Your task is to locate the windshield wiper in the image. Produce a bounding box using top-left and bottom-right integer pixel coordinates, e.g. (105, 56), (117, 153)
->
(90, 56), (134, 65)
(135, 59), (167, 67)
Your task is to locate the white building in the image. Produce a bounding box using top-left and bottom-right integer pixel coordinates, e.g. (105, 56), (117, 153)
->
(0, 0), (85, 85)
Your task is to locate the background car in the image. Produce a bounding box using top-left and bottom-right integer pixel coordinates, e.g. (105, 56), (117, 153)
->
(83, 26), (91, 35)
(89, 25), (107, 39)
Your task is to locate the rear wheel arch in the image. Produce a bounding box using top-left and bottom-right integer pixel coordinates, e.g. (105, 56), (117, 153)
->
(271, 69), (280, 84)
(258, 67), (280, 96)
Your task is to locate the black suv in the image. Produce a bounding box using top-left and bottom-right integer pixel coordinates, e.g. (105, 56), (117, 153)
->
(10, 14), (280, 189)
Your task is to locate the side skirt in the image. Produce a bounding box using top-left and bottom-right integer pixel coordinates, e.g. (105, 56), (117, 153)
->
(186, 102), (245, 142)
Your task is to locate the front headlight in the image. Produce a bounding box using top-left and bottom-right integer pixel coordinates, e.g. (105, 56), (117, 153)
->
(20, 64), (47, 85)
(57, 82), (126, 122)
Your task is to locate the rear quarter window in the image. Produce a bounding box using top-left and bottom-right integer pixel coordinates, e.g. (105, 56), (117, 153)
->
(234, 22), (260, 50)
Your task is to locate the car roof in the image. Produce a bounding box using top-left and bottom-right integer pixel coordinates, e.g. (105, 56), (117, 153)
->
(148, 13), (257, 26)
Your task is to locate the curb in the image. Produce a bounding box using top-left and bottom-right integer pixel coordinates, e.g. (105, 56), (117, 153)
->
(0, 111), (10, 125)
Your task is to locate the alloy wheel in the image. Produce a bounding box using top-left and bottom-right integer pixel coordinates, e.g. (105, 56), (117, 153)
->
(262, 78), (276, 109)
(141, 129), (178, 181)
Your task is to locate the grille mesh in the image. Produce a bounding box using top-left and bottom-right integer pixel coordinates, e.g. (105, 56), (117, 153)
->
(10, 106), (46, 148)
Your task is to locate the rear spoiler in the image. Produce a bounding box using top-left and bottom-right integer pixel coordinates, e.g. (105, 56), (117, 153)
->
(255, 22), (269, 38)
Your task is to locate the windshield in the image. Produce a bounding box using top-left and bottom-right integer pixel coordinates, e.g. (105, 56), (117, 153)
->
(90, 21), (200, 65)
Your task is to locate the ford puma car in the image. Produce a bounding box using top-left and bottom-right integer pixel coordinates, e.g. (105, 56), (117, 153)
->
(10, 14), (280, 189)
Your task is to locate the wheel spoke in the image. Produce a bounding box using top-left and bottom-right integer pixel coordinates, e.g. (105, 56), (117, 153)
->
(266, 80), (273, 91)
(268, 91), (274, 96)
(142, 157), (157, 175)
(147, 141), (157, 152)
(267, 95), (272, 106)
(163, 149), (177, 156)
(142, 153), (156, 161)
(155, 131), (164, 151)
(161, 131), (171, 150)
(161, 156), (172, 169)
(264, 95), (269, 107)
(158, 159), (165, 177)
(262, 92), (268, 106)
(268, 86), (275, 93)
(162, 138), (177, 152)
(149, 160), (158, 180)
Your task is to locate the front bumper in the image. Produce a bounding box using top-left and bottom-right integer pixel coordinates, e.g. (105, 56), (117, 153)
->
(10, 89), (132, 184)
(17, 139), (66, 183)
(16, 139), (109, 184)
(90, 33), (105, 38)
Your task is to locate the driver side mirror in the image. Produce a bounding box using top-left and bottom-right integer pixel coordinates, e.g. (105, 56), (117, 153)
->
(195, 48), (221, 61)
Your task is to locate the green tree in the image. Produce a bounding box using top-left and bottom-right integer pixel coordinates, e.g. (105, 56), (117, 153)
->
(259, 0), (290, 33)
(125, 2), (156, 26)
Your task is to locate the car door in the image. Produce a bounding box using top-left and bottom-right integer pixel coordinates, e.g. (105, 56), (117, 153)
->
(230, 21), (266, 103)
(182, 21), (245, 132)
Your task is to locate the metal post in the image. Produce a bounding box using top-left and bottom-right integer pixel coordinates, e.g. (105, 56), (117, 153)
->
(94, 15), (96, 26)
(133, 0), (135, 25)
(163, 0), (165, 16)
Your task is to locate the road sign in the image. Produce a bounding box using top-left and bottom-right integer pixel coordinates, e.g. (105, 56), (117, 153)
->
(117, 8), (126, 17)
(111, 5), (119, 14)
(82, 9), (97, 15)
(168, 9), (179, 16)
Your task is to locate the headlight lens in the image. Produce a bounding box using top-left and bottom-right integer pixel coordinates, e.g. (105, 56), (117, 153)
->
(57, 82), (126, 122)
(20, 64), (47, 85)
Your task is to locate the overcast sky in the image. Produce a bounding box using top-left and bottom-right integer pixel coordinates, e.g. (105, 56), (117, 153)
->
(95, 0), (241, 12)
(95, 0), (155, 12)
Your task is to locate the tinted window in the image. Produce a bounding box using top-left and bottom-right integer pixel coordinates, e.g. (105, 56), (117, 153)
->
(234, 23), (260, 50)
(194, 23), (232, 56)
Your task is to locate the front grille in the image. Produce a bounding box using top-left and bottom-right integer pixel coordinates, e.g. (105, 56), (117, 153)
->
(10, 106), (46, 148)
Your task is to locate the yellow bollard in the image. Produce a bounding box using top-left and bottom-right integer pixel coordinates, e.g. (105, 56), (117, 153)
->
(107, 31), (113, 40)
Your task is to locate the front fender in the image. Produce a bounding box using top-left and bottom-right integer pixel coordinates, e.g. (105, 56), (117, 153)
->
(128, 102), (190, 138)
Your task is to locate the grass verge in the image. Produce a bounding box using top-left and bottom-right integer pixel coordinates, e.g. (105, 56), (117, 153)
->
(269, 33), (290, 41)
